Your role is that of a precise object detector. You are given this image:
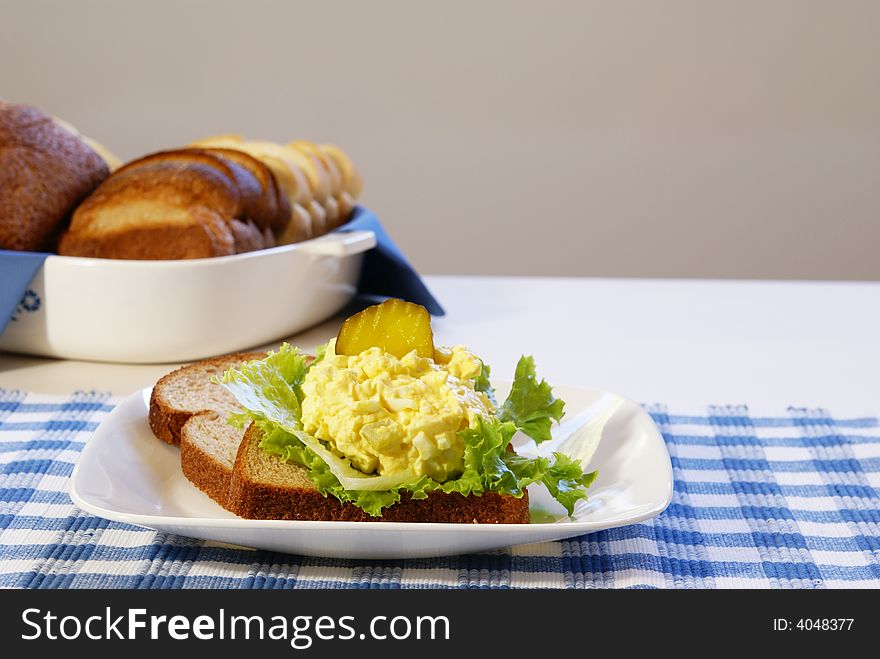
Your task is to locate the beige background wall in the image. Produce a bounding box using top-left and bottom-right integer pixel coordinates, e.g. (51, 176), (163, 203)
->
(2, 0), (878, 279)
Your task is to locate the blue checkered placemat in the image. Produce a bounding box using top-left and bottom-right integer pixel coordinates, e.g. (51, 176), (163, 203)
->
(1, 389), (878, 589)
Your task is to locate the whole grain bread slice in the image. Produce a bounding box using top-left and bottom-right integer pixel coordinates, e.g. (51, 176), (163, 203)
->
(179, 412), (246, 508)
(228, 423), (531, 523)
(148, 351), (266, 445)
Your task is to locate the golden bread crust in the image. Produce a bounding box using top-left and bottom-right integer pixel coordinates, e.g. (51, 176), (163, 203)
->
(58, 213), (235, 259)
(58, 148), (294, 259)
(199, 147), (291, 237)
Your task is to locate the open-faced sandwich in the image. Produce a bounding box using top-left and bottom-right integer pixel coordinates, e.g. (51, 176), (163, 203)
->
(149, 299), (596, 523)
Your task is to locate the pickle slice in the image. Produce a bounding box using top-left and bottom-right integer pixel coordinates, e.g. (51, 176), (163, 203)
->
(335, 299), (434, 359)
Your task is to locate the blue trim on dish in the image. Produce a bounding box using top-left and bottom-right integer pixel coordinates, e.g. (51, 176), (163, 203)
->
(0, 250), (48, 334)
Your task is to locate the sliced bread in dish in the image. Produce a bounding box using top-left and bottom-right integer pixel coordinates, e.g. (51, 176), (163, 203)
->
(58, 158), (241, 259)
(199, 147), (291, 238)
(57, 148), (291, 259)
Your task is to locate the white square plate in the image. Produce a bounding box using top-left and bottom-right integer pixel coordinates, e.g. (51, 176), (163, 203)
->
(70, 383), (672, 559)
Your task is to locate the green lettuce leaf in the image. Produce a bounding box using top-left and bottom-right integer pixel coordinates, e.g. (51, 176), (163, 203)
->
(504, 451), (598, 515)
(497, 355), (565, 443)
(259, 415), (596, 517)
(447, 415), (597, 515)
(453, 415), (520, 496)
(473, 359), (496, 405)
(218, 343), (312, 431)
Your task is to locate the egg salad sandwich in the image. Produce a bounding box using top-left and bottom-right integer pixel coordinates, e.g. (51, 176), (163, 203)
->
(149, 300), (597, 523)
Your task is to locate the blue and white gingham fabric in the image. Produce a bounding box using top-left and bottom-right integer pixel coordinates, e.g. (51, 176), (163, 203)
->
(1, 389), (879, 589)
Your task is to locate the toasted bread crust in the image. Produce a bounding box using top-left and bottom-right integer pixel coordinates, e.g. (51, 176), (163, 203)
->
(0, 102), (110, 251)
(179, 149), (270, 234)
(231, 476), (531, 523)
(199, 147), (291, 237)
(148, 351), (267, 445)
(58, 148), (291, 259)
(59, 213), (236, 259)
(75, 154), (241, 218)
(59, 156), (244, 259)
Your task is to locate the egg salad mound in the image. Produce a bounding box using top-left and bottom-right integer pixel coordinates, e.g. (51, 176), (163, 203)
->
(300, 340), (494, 482)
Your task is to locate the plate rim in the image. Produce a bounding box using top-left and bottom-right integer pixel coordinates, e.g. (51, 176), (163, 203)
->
(70, 384), (673, 540)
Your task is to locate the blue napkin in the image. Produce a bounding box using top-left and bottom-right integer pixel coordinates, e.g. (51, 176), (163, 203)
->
(0, 250), (49, 335)
(0, 207), (443, 336)
(336, 207), (444, 316)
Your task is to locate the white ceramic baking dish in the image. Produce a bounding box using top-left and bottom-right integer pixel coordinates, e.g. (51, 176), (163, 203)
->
(0, 230), (375, 364)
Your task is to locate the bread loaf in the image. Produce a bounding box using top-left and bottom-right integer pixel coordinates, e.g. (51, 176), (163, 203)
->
(0, 102), (111, 251)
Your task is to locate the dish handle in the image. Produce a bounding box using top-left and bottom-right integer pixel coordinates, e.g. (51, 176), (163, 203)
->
(295, 230), (376, 257)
